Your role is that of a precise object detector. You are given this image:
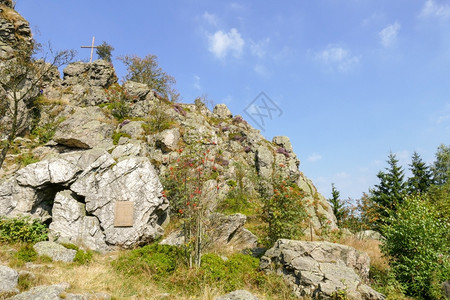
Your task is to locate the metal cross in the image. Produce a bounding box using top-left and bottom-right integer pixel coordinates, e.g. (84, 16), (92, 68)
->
(80, 36), (97, 63)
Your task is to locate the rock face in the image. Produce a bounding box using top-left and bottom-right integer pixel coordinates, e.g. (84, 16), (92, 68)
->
(0, 2), (32, 59)
(63, 60), (117, 88)
(260, 239), (385, 300)
(0, 143), (169, 251)
(0, 264), (19, 294)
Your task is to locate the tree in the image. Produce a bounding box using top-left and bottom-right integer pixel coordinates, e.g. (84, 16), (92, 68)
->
(96, 41), (114, 62)
(369, 152), (406, 228)
(381, 195), (450, 298)
(0, 41), (75, 169)
(119, 54), (179, 102)
(431, 144), (450, 186)
(407, 151), (433, 194)
(328, 183), (345, 225)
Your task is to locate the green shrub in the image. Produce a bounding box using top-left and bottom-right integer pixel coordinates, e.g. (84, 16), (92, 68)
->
(17, 152), (39, 167)
(0, 216), (48, 243)
(381, 195), (450, 298)
(74, 249), (93, 265)
(112, 243), (184, 281)
(112, 132), (131, 145)
(15, 244), (37, 263)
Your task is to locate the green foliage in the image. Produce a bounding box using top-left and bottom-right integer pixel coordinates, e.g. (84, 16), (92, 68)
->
(407, 151), (433, 194)
(74, 249), (93, 265)
(144, 100), (175, 133)
(112, 131), (131, 145)
(381, 195), (450, 298)
(262, 176), (307, 246)
(96, 41), (114, 62)
(370, 152), (406, 229)
(119, 54), (179, 102)
(16, 152), (39, 166)
(328, 183), (345, 225)
(200, 253), (259, 292)
(113, 243), (184, 281)
(104, 83), (131, 120)
(431, 144), (450, 186)
(14, 243), (38, 263)
(0, 216), (48, 243)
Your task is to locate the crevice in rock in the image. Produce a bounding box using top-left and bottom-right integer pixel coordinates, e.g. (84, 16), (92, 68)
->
(32, 183), (66, 225)
(227, 226), (240, 243)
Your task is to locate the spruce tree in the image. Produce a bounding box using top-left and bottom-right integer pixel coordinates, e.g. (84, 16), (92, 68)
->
(370, 152), (406, 228)
(328, 183), (345, 225)
(407, 151), (432, 194)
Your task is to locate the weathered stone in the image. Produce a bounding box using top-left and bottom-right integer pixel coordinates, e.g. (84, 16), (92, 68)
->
(0, 264), (18, 294)
(63, 60), (117, 88)
(49, 190), (109, 251)
(272, 136), (293, 153)
(213, 104), (232, 119)
(70, 156), (169, 248)
(119, 121), (145, 139)
(442, 280), (450, 299)
(214, 290), (259, 300)
(123, 81), (150, 100)
(255, 145), (273, 178)
(53, 106), (115, 149)
(155, 128), (180, 153)
(260, 240), (385, 300)
(10, 283), (69, 300)
(33, 241), (76, 262)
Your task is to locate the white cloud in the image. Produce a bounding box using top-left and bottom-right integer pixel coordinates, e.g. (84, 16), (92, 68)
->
(250, 38), (270, 58)
(307, 153), (322, 162)
(203, 12), (218, 26)
(379, 22), (401, 48)
(193, 74), (201, 90)
(208, 28), (245, 59)
(420, 0), (450, 19)
(315, 45), (360, 72)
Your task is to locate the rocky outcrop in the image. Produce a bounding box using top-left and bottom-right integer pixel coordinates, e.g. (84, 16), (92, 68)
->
(0, 264), (19, 294)
(63, 60), (117, 88)
(33, 241), (76, 262)
(0, 143), (169, 251)
(356, 230), (384, 241)
(0, 3), (32, 59)
(260, 239), (385, 300)
(214, 290), (259, 300)
(52, 106), (115, 149)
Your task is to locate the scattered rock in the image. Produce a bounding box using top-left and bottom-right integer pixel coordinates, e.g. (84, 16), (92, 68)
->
(356, 230), (384, 241)
(260, 239), (385, 300)
(214, 290), (259, 300)
(0, 264), (19, 294)
(33, 241), (76, 262)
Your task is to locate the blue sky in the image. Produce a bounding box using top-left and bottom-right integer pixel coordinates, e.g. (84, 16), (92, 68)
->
(16, 0), (450, 200)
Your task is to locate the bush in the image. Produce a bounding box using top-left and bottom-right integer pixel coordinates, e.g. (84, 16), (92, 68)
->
(112, 243), (184, 281)
(381, 195), (450, 298)
(61, 243), (93, 265)
(15, 244), (38, 263)
(0, 216), (48, 243)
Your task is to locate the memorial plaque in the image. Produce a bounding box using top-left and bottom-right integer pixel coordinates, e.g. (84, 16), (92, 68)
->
(114, 201), (134, 227)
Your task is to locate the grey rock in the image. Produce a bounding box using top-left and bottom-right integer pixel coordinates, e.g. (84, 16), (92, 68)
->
(70, 156), (169, 248)
(155, 128), (180, 153)
(0, 264), (18, 293)
(53, 106), (115, 149)
(33, 241), (76, 262)
(255, 145), (273, 178)
(123, 81), (150, 100)
(0, 0), (13, 8)
(49, 190), (109, 252)
(213, 104), (232, 119)
(272, 136), (293, 153)
(10, 283), (69, 300)
(119, 121), (145, 139)
(63, 60), (117, 88)
(442, 280), (450, 299)
(214, 290), (259, 300)
(260, 240), (385, 300)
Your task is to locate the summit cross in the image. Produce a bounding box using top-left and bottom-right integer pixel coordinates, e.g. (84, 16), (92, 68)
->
(81, 36), (97, 63)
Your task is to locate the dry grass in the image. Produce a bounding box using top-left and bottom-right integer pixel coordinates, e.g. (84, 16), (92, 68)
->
(338, 236), (389, 272)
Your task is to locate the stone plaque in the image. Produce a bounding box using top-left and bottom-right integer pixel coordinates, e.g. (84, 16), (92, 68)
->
(114, 201), (134, 227)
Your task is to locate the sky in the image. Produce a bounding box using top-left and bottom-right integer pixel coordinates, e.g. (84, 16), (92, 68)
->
(15, 0), (450, 200)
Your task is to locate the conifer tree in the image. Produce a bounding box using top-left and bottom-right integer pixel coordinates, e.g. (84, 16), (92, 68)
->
(370, 152), (406, 228)
(328, 183), (345, 225)
(407, 151), (433, 194)
(431, 144), (450, 186)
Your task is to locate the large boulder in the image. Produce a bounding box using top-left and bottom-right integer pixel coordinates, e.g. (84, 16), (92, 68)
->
(0, 264), (18, 294)
(0, 145), (169, 251)
(214, 290), (259, 300)
(260, 240), (385, 300)
(213, 104), (232, 119)
(33, 241), (76, 262)
(52, 106), (115, 149)
(62, 60), (117, 88)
